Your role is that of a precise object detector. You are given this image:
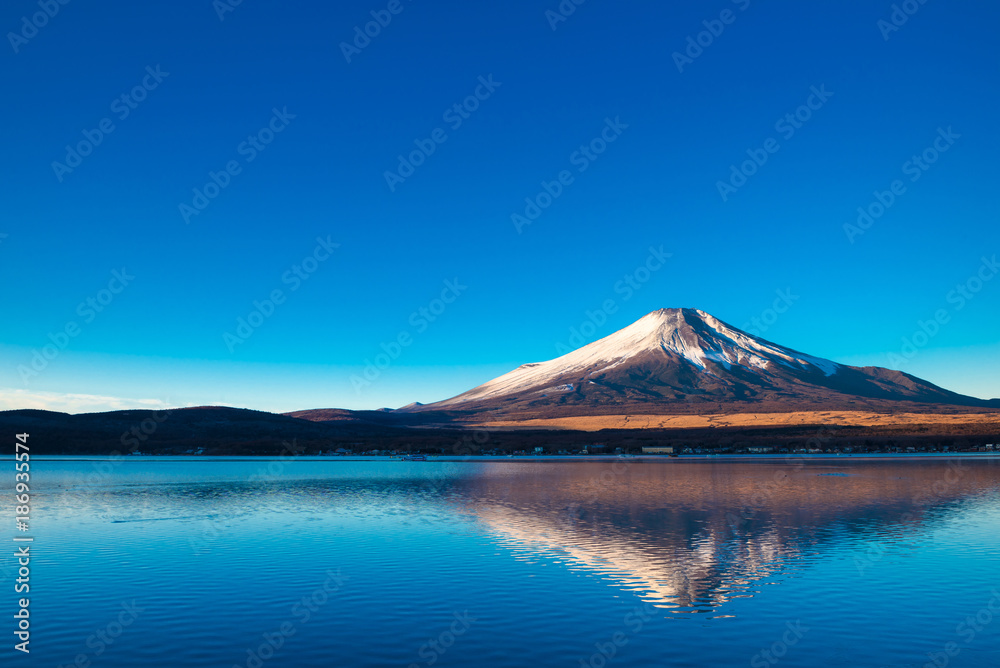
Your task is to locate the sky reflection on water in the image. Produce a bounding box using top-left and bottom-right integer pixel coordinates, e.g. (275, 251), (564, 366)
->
(4, 457), (1000, 667)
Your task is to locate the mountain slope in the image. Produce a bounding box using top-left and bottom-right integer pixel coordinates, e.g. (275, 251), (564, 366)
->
(406, 308), (997, 418)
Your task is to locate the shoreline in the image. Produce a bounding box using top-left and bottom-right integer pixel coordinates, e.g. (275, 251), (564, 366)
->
(11, 453), (1000, 463)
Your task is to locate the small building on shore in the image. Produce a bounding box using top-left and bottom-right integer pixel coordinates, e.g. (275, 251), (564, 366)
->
(641, 446), (674, 454)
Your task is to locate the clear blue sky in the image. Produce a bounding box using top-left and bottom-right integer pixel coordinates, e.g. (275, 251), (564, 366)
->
(1, 0), (998, 413)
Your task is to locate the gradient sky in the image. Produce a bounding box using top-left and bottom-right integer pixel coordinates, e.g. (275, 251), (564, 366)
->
(1, 0), (998, 413)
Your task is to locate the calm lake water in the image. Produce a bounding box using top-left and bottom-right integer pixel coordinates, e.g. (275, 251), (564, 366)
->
(5, 456), (1000, 667)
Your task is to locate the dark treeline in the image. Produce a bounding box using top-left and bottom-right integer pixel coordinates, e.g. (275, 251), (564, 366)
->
(2, 407), (997, 457)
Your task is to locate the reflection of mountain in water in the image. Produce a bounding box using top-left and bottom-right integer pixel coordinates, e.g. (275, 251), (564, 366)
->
(447, 460), (1000, 612)
(38, 459), (1000, 614)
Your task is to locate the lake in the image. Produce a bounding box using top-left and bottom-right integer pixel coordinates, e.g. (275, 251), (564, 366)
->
(5, 456), (1000, 667)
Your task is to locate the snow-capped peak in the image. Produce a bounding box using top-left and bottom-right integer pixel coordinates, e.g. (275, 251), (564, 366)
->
(631, 308), (839, 376)
(432, 308), (839, 407)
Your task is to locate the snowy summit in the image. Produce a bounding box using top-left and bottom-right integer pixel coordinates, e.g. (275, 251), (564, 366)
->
(405, 308), (991, 416)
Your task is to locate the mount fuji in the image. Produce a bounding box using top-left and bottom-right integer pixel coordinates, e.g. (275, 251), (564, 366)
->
(403, 308), (998, 418)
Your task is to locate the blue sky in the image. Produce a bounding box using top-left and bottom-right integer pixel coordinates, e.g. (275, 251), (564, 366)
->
(1, 0), (998, 413)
